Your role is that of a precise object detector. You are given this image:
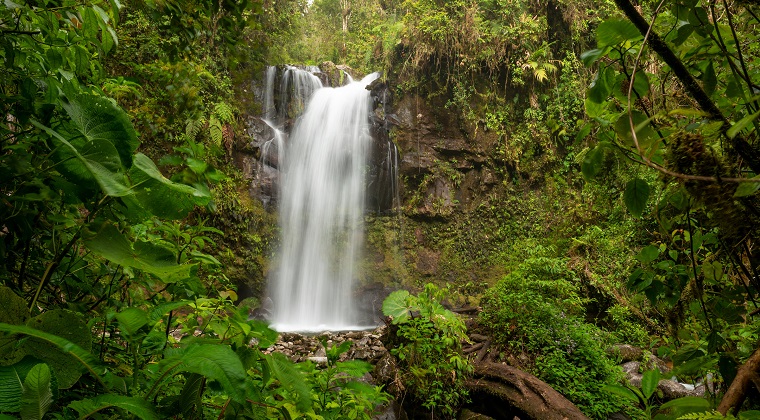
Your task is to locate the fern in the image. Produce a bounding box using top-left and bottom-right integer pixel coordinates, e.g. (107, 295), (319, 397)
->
(213, 102), (234, 123)
(677, 411), (732, 420)
(185, 117), (206, 140)
(209, 117), (223, 146)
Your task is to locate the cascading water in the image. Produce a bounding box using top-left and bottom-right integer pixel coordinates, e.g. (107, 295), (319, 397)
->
(270, 72), (381, 332)
(277, 65), (322, 126)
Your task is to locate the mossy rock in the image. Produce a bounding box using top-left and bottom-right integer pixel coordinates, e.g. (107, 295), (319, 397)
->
(23, 309), (92, 389)
(0, 286), (30, 366)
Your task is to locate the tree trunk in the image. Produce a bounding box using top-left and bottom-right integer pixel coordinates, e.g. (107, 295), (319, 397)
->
(717, 346), (760, 415)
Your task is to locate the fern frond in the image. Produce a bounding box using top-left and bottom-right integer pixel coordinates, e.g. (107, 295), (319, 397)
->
(214, 102), (234, 123)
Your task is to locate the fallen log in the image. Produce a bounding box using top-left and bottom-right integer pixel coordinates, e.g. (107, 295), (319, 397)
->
(466, 362), (589, 420)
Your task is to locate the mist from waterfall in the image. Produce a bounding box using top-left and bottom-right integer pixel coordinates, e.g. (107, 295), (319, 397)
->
(270, 71), (381, 332)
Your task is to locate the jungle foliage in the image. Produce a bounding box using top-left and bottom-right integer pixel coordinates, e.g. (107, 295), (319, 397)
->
(0, 0), (388, 418)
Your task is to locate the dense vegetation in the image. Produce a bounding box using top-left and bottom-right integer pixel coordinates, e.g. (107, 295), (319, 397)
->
(1, 0), (760, 419)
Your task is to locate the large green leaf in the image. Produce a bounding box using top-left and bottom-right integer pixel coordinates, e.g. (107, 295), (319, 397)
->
(382, 290), (417, 324)
(114, 308), (148, 338)
(23, 310), (92, 389)
(33, 120), (131, 197)
(581, 145), (604, 180)
(0, 323), (103, 389)
(0, 357), (42, 412)
(129, 153), (209, 220)
(68, 394), (159, 420)
(640, 369), (660, 400)
(596, 18), (642, 47)
(602, 384), (639, 403)
(155, 344), (248, 403)
(623, 178), (650, 218)
(83, 222), (196, 283)
(59, 92), (138, 168)
(0, 287), (30, 366)
(20, 363), (53, 420)
(734, 177), (760, 197)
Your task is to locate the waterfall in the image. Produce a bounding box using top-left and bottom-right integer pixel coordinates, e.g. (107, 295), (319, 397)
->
(277, 65), (322, 125)
(270, 72), (381, 332)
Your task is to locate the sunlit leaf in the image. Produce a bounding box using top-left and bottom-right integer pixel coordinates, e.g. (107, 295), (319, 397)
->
(596, 19), (642, 47)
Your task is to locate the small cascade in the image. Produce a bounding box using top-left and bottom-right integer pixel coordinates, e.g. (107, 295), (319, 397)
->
(270, 72), (381, 332)
(262, 66), (277, 121)
(277, 65), (323, 125)
(260, 120), (285, 170)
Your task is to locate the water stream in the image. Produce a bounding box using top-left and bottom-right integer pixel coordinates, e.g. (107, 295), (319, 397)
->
(269, 70), (381, 332)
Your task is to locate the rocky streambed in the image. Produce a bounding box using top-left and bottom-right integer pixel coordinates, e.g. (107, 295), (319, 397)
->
(261, 324), (707, 420)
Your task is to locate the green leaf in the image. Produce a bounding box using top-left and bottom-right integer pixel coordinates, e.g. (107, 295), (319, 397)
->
(734, 177), (760, 197)
(335, 360), (372, 378)
(739, 411), (760, 420)
(0, 323), (104, 389)
(0, 357), (42, 412)
(702, 62), (717, 97)
(23, 310), (92, 389)
(614, 110), (658, 149)
(266, 352), (311, 411)
(178, 373), (204, 416)
(209, 117), (223, 146)
(148, 301), (190, 324)
(602, 384), (639, 403)
(130, 153), (210, 220)
(637, 245), (660, 264)
(34, 120), (132, 197)
(580, 48), (605, 66)
(596, 19), (642, 47)
(632, 70), (650, 98)
(641, 369), (660, 400)
(59, 92), (138, 168)
(657, 396), (710, 415)
(83, 222), (196, 283)
(20, 363), (53, 420)
(382, 290), (415, 323)
(155, 344), (248, 404)
(114, 308), (148, 338)
(624, 178), (650, 217)
(581, 145), (604, 180)
(728, 110), (760, 139)
(588, 67), (613, 104)
(0, 286), (30, 366)
(68, 394), (159, 420)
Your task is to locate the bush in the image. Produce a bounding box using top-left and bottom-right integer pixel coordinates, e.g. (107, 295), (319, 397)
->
(382, 284), (472, 419)
(480, 257), (627, 419)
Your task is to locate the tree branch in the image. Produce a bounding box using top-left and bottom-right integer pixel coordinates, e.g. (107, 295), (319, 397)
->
(613, 0), (760, 174)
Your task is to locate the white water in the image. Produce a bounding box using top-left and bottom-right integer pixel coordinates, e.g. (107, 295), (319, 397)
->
(270, 72), (380, 332)
(278, 66), (322, 125)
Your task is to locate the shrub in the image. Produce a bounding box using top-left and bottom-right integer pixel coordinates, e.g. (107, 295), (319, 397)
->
(382, 284), (472, 419)
(480, 257), (627, 419)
